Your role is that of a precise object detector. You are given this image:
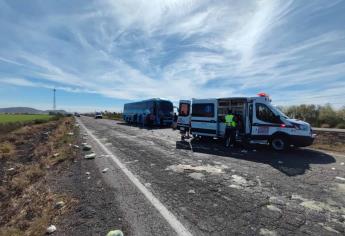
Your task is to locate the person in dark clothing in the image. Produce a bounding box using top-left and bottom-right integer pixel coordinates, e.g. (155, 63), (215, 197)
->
(224, 109), (238, 147)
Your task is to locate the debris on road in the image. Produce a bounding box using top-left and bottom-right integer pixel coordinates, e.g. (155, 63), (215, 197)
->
(166, 164), (227, 174)
(189, 172), (204, 180)
(231, 175), (248, 186)
(82, 145), (92, 151)
(84, 153), (96, 159)
(53, 153), (59, 157)
(335, 176), (345, 181)
(106, 230), (124, 236)
(7, 167), (15, 172)
(47, 225), (57, 234)
(188, 189), (196, 194)
(102, 168), (109, 173)
(266, 205), (282, 213)
(55, 201), (65, 209)
(259, 228), (277, 236)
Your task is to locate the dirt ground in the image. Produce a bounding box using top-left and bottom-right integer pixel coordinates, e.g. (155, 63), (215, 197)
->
(0, 118), (77, 235)
(311, 130), (345, 153)
(0, 118), (129, 236)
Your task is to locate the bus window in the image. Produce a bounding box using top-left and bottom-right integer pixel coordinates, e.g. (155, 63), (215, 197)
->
(192, 103), (214, 117)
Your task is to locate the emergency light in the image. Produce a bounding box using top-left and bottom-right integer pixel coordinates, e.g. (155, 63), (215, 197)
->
(257, 92), (269, 97)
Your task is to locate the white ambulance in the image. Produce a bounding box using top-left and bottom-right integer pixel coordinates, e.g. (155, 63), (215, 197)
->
(177, 93), (315, 151)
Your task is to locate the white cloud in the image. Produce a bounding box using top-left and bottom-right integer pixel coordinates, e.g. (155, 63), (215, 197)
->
(0, 0), (344, 109)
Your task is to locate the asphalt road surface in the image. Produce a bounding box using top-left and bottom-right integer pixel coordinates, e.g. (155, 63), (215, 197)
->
(77, 116), (345, 236)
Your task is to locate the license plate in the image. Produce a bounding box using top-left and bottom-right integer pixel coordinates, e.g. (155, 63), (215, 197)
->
(180, 127), (185, 131)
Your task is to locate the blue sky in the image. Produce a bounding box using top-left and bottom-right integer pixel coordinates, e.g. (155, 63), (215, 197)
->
(0, 0), (344, 112)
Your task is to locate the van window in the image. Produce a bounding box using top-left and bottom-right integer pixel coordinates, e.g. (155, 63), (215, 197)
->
(256, 103), (279, 123)
(179, 103), (190, 117)
(192, 103), (214, 117)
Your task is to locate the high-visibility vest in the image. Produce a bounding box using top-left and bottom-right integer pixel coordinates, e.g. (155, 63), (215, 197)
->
(225, 114), (237, 127)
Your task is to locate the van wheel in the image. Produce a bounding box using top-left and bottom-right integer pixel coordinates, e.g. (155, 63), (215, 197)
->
(270, 135), (289, 151)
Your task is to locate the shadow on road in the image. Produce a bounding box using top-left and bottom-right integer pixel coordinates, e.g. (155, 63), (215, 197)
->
(117, 121), (173, 130)
(176, 138), (336, 176)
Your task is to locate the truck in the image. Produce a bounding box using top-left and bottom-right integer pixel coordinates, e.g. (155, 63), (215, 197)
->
(123, 98), (174, 126)
(177, 93), (315, 151)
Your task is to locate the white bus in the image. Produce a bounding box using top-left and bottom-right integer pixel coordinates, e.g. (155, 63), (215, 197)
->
(177, 93), (315, 151)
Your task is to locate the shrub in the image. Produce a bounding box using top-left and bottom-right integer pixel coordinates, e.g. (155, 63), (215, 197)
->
(336, 123), (345, 129)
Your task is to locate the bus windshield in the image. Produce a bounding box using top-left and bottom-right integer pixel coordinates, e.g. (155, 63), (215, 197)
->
(159, 101), (173, 114)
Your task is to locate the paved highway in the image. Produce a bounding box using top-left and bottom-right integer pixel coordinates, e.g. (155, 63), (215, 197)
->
(77, 116), (345, 236)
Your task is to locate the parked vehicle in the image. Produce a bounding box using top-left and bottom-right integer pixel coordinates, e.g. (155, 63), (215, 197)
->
(95, 112), (103, 119)
(74, 112), (81, 117)
(123, 98), (173, 126)
(177, 93), (315, 151)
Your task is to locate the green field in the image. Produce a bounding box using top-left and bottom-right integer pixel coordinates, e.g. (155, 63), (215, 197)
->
(0, 114), (53, 124)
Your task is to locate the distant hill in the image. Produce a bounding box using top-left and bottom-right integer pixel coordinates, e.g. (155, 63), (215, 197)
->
(0, 107), (67, 114)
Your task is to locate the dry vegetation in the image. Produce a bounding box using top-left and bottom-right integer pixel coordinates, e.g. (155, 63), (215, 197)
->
(311, 130), (345, 153)
(0, 117), (79, 236)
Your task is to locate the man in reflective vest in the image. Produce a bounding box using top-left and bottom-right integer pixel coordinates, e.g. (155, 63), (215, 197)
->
(225, 109), (238, 147)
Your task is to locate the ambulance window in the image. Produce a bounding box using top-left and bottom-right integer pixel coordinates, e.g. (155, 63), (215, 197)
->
(256, 103), (279, 123)
(179, 103), (190, 117)
(192, 103), (214, 117)
(249, 104), (253, 124)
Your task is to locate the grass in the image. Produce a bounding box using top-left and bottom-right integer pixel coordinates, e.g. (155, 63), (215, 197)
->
(0, 114), (52, 124)
(0, 117), (78, 235)
(0, 114), (58, 134)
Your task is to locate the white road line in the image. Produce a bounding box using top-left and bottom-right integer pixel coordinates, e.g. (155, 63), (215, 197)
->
(78, 119), (193, 236)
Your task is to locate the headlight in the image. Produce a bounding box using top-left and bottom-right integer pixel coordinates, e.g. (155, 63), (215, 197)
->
(292, 123), (308, 131)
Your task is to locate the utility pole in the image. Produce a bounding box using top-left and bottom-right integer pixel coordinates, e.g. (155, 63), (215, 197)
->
(53, 88), (56, 111)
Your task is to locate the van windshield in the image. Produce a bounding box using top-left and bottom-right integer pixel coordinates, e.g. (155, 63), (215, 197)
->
(179, 103), (190, 117)
(271, 105), (289, 119)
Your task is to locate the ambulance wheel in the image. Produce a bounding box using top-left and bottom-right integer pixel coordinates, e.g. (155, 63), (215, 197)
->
(270, 135), (289, 151)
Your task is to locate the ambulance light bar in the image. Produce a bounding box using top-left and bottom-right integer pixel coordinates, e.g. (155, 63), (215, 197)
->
(258, 92), (269, 97)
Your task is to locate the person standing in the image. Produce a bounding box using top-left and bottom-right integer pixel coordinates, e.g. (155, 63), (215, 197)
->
(224, 109), (238, 147)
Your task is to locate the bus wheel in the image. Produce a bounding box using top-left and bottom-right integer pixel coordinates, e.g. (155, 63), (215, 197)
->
(270, 135), (289, 151)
